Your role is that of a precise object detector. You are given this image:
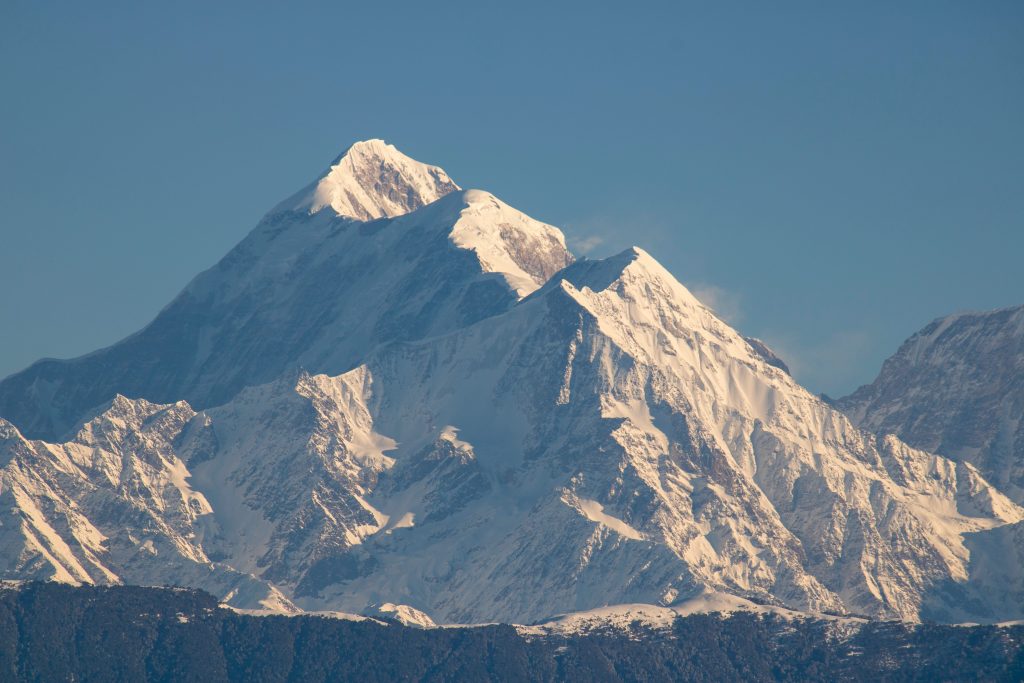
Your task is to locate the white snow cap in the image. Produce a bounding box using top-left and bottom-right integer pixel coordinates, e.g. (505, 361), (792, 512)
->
(289, 139), (460, 220)
(446, 189), (572, 297)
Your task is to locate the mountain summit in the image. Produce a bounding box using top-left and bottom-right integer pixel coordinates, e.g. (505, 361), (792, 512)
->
(283, 139), (460, 220)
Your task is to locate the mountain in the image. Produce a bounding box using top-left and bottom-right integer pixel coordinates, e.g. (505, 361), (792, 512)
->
(839, 306), (1024, 502)
(1, 140), (1023, 626)
(0, 140), (572, 442)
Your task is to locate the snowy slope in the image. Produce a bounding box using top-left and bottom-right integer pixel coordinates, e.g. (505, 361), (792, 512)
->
(0, 142), (572, 441)
(839, 305), (1024, 502)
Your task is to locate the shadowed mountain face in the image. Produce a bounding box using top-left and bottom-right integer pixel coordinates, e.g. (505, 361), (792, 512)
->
(0, 142), (572, 442)
(839, 306), (1024, 502)
(0, 141), (1022, 626)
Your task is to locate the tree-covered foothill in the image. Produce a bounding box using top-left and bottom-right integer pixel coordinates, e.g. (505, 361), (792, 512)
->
(0, 583), (1022, 682)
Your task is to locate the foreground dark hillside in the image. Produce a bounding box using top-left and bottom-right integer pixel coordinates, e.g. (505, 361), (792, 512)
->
(0, 583), (1022, 682)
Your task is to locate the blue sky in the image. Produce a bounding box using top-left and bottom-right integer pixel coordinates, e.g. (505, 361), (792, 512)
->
(1, 1), (1022, 395)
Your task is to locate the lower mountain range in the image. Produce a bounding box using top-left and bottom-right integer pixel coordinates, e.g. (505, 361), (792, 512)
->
(5, 582), (1024, 682)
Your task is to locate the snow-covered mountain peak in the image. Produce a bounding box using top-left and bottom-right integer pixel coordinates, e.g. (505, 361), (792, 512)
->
(284, 139), (460, 220)
(547, 246), (720, 347)
(555, 247), (793, 374)
(553, 247), (700, 305)
(439, 189), (573, 297)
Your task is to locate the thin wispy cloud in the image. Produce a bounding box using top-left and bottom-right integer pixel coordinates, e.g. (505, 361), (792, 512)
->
(561, 210), (677, 261)
(759, 329), (874, 397)
(688, 283), (743, 324)
(570, 234), (606, 255)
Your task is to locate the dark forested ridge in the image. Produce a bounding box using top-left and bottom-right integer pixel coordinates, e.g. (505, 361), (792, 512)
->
(0, 583), (1022, 682)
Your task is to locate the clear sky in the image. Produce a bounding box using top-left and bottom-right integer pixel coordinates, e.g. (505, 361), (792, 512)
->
(1, 1), (1022, 396)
